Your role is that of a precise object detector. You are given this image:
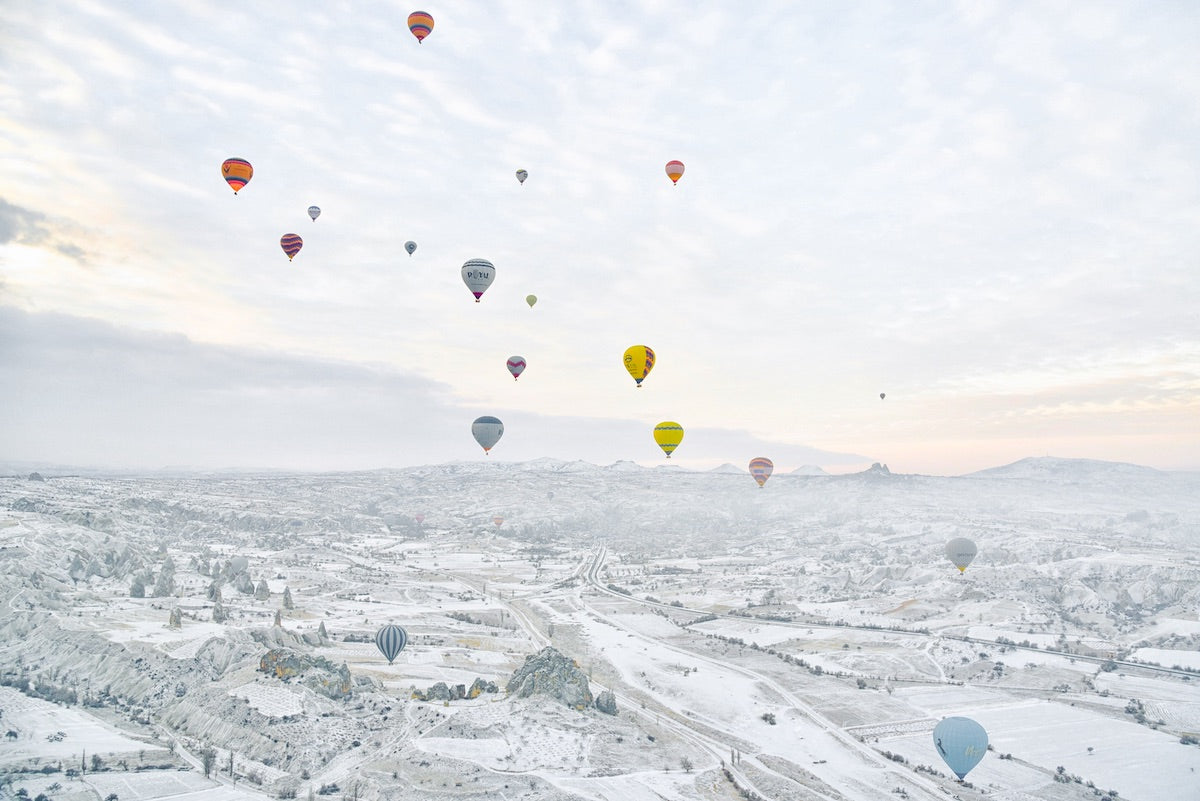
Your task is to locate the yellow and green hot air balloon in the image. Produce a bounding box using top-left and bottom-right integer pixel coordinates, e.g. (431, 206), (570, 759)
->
(653, 421), (684, 458)
(623, 345), (655, 388)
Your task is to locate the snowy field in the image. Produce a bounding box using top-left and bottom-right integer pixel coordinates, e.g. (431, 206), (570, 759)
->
(2, 458), (1200, 801)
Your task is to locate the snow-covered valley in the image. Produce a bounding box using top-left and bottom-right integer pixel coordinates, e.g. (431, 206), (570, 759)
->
(1, 457), (1198, 801)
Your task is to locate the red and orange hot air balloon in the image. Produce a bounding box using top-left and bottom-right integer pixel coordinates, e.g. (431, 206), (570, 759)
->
(665, 160), (684, 185)
(280, 233), (303, 261)
(221, 158), (253, 194)
(408, 11), (434, 42)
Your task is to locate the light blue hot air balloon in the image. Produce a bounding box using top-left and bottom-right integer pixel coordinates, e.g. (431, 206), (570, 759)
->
(375, 624), (408, 665)
(933, 717), (988, 780)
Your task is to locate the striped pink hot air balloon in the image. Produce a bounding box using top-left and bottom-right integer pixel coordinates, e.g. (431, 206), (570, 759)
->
(408, 11), (434, 42)
(506, 356), (527, 381)
(665, 160), (685, 184)
(749, 457), (774, 488)
(280, 233), (303, 261)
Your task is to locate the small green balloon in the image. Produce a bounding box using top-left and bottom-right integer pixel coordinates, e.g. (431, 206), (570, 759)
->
(526, 294), (537, 308)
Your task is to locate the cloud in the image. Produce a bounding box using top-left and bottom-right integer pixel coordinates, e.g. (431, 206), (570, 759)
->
(0, 198), (87, 262)
(0, 307), (868, 471)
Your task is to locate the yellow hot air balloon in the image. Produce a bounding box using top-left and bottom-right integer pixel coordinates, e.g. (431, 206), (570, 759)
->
(623, 345), (655, 388)
(653, 421), (684, 458)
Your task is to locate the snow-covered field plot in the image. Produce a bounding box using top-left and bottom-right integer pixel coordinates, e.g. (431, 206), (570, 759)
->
(229, 682), (305, 717)
(884, 698), (1200, 801)
(553, 769), (705, 801)
(79, 769), (220, 801)
(1130, 647), (1200, 670)
(0, 687), (150, 763)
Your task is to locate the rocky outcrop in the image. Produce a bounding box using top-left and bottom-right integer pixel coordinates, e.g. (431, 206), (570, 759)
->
(594, 689), (617, 715)
(410, 677), (498, 702)
(506, 647), (593, 710)
(258, 648), (352, 700)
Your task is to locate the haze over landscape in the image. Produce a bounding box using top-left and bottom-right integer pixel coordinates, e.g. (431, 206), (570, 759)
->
(3, 3), (1200, 801)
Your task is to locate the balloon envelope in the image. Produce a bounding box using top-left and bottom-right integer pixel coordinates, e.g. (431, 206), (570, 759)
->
(408, 11), (434, 42)
(405, 240), (417, 256)
(280, 234), (303, 261)
(526, 294), (537, 308)
(880, 392), (886, 400)
(492, 516), (504, 527)
(507, 356), (526, 380)
(933, 717), (988, 779)
(516, 169), (528, 184)
(221, 158), (253, 194)
(375, 624), (408, 665)
(623, 345), (655, 387)
(414, 513), (425, 524)
(665, 160), (685, 184)
(472, 415), (504, 453)
(462, 258), (495, 301)
(653, 421), (684, 458)
(749, 457), (774, 487)
(946, 538), (978, 573)
(307, 205), (321, 221)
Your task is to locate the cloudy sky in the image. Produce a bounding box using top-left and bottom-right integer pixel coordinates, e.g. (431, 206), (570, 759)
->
(1, 1), (1197, 475)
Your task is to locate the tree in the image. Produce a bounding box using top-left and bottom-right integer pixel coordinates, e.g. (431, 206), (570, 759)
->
(200, 746), (216, 778)
(91, 753), (103, 771)
(680, 756), (693, 773)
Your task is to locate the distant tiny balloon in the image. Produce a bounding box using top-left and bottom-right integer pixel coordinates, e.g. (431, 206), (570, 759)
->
(462, 258), (495, 302)
(405, 240), (417, 256)
(516, 169), (528, 184)
(880, 392), (886, 400)
(526, 294), (537, 308)
(749, 457), (774, 488)
(665, 160), (684, 185)
(653, 421), (684, 458)
(375, 624), (408, 664)
(280, 233), (303, 261)
(472, 415), (504, 453)
(307, 206), (321, 222)
(221, 158), (253, 194)
(946, 538), (978, 573)
(506, 355), (526, 381)
(408, 11), (434, 42)
(492, 516), (504, 527)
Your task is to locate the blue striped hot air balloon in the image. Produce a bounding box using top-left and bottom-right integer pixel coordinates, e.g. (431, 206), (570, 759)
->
(375, 624), (408, 664)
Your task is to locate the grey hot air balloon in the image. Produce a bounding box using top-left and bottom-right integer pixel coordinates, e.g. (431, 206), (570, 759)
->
(471, 415), (504, 453)
(375, 624), (408, 664)
(516, 169), (528, 184)
(933, 717), (988, 779)
(945, 537), (978, 573)
(405, 240), (417, 256)
(462, 258), (495, 302)
(307, 205), (321, 222)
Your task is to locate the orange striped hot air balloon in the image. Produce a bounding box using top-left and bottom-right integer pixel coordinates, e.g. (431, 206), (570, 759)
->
(665, 160), (684, 185)
(221, 158), (253, 194)
(408, 11), (434, 42)
(280, 233), (303, 261)
(749, 457), (774, 488)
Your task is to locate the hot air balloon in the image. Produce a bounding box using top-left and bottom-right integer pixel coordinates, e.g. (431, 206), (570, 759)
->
(408, 11), (434, 42)
(525, 294), (537, 308)
(307, 206), (321, 222)
(933, 717), (988, 780)
(516, 169), (528, 185)
(623, 345), (655, 387)
(506, 356), (526, 380)
(665, 160), (685, 185)
(492, 516), (504, 527)
(375, 624), (408, 665)
(749, 457), (774, 488)
(405, 240), (417, 256)
(472, 416), (504, 454)
(546, 491), (555, 500)
(880, 392), (886, 400)
(280, 234), (303, 261)
(414, 513), (425, 524)
(462, 258), (495, 302)
(653, 421), (684, 458)
(946, 538), (977, 573)
(221, 158), (253, 194)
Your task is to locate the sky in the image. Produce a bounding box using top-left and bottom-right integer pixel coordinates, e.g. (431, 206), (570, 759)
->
(1, 1), (1197, 475)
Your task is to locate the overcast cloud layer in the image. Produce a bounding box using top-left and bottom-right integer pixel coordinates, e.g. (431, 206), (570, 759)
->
(1, 2), (1197, 473)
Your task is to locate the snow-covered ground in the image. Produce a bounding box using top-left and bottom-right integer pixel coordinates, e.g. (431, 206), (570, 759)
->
(2, 456), (1199, 801)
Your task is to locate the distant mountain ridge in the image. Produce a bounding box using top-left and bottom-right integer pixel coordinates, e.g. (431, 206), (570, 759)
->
(965, 456), (1167, 480)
